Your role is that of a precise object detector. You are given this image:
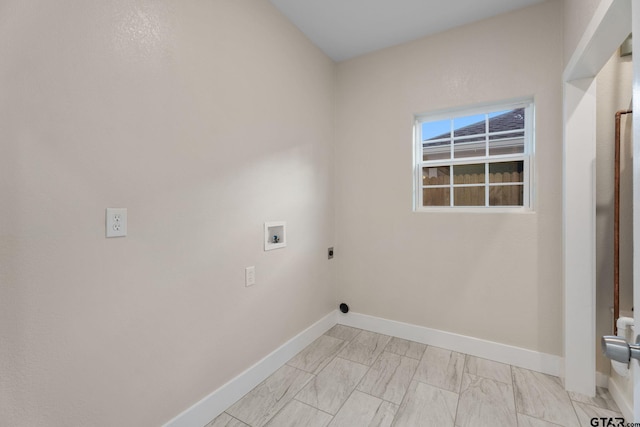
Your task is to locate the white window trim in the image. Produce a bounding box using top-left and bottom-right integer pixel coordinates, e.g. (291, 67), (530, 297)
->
(413, 99), (535, 212)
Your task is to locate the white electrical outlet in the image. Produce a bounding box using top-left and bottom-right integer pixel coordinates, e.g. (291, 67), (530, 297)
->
(245, 266), (256, 287)
(106, 208), (127, 238)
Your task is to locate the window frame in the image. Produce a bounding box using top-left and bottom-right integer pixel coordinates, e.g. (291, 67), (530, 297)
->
(413, 99), (535, 212)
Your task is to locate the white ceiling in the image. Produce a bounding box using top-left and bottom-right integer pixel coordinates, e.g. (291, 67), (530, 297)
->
(269, 0), (547, 62)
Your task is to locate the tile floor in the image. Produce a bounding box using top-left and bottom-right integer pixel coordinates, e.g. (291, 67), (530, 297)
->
(205, 325), (623, 427)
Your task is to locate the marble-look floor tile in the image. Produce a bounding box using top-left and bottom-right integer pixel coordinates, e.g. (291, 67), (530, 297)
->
(517, 413), (565, 427)
(414, 346), (465, 393)
(512, 366), (579, 427)
(338, 330), (391, 366)
(464, 355), (511, 384)
(287, 335), (346, 374)
(295, 357), (369, 415)
(328, 390), (398, 427)
(392, 381), (458, 427)
(384, 337), (426, 360)
(205, 412), (249, 427)
(264, 399), (332, 427)
(455, 373), (516, 427)
(573, 401), (625, 427)
(226, 365), (313, 427)
(357, 351), (418, 404)
(325, 325), (362, 342)
(568, 387), (620, 413)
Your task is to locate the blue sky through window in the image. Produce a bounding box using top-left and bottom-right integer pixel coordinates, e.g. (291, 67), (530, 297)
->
(421, 119), (450, 140)
(422, 109), (513, 141)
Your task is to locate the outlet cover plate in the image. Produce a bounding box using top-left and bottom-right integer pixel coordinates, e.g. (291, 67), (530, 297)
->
(245, 266), (256, 287)
(106, 208), (127, 237)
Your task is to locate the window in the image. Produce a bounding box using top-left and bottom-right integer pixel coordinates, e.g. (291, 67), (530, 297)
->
(414, 100), (533, 210)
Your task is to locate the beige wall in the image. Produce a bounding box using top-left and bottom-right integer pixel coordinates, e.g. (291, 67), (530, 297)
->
(0, 1), (335, 425)
(334, 1), (563, 355)
(595, 52), (633, 374)
(563, 0), (603, 67)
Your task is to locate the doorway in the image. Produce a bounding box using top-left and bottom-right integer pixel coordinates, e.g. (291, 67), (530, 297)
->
(563, 0), (637, 421)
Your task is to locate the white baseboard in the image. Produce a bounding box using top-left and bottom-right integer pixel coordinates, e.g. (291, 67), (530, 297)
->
(608, 375), (634, 422)
(163, 310), (338, 427)
(337, 311), (563, 377)
(595, 371), (609, 388)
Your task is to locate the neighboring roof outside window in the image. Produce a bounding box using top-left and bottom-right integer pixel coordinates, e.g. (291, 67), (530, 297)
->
(425, 108), (525, 142)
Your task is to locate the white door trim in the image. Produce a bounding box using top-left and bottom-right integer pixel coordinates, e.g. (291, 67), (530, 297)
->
(563, 77), (597, 395)
(631, 2), (640, 421)
(562, 0), (631, 396)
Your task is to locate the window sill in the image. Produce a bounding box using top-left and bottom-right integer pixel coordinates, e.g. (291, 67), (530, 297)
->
(413, 207), (535, 214)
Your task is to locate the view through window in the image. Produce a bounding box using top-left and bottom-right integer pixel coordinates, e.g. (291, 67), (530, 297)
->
(415, 100), (533, 209)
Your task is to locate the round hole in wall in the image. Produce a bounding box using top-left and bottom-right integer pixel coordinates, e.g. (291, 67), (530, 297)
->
(339, 303), (349, 313)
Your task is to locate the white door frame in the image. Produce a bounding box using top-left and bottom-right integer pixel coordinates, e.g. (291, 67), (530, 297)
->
(563, 0), (632, 397)
(632, 3), (640, 421)
(564, 76), (597, 396)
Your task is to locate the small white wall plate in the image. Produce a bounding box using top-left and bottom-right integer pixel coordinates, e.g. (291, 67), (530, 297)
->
(106, 208), (127, 238)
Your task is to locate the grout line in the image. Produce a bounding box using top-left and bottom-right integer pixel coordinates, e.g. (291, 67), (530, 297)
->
(391, 343), (429, 422)
(452, 353), (468, 426)
(290, 331), (388, 421)
(357, 336), (420, 407)
(290, 398), (335, 418)
(512, 365), (583, 427)
(332, 355), (371, 369)
(252, 367), (316, 427)
(308, 338), (350, 377)
(410, 347), (463, 394)
(325, 325), (363, 344)
(259, 399), (290, 427)
(225, 330), (576, 427)
(355, 388), (402, 408)
(312, 334), (386, 422)
(515, 411), (565, 427)
(326, 386), (358, 420)
(572, 399), (624, 417)
(566, 382), (583, 425)
(510, 364), (521, 427)
(455, 351), (465, 394)
(464, 355), (513, 385)
(567, 387), (620, 413)
(225, 413), (248, 427)
(573, 393), (623, 414)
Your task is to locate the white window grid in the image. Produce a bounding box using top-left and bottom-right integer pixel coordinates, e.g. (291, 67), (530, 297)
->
(414, 100), (534, 210)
